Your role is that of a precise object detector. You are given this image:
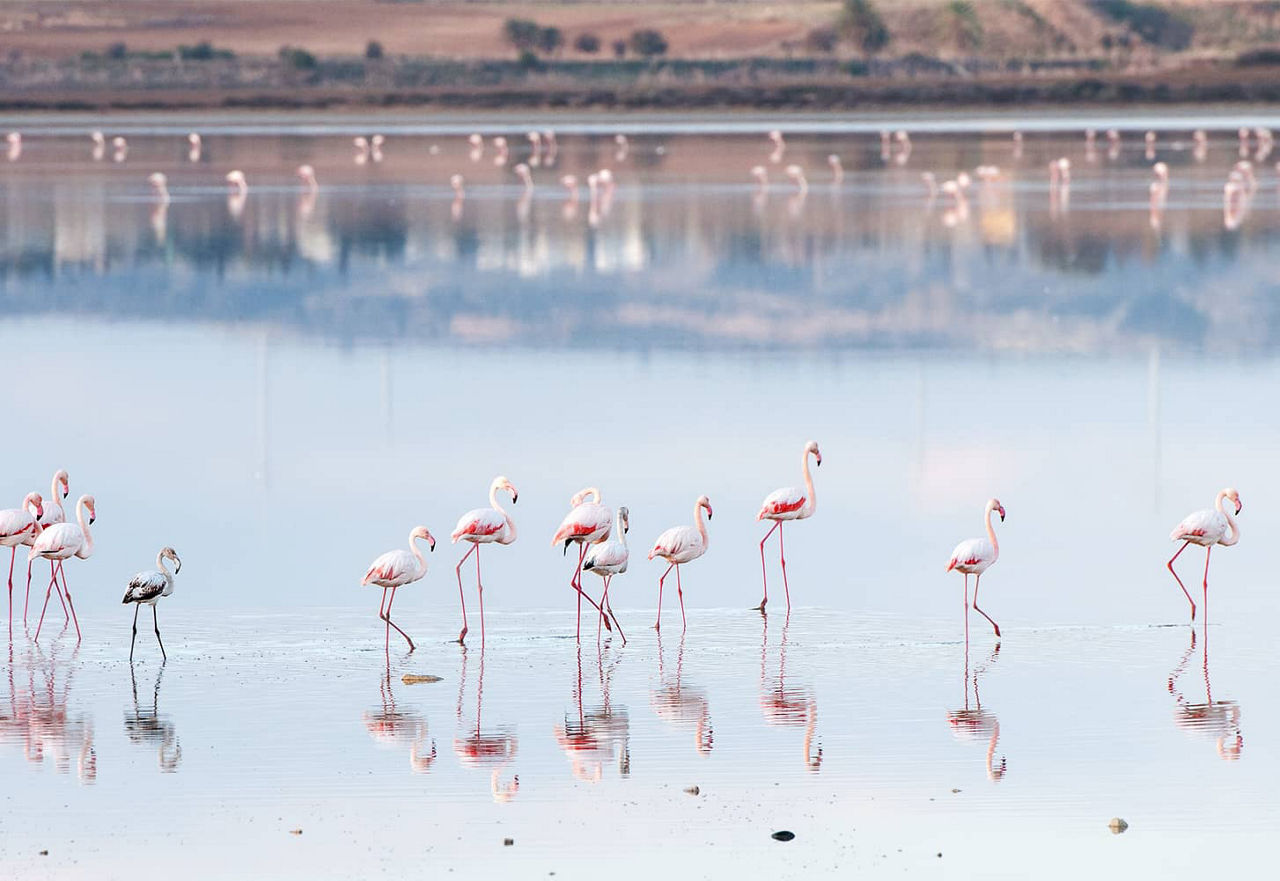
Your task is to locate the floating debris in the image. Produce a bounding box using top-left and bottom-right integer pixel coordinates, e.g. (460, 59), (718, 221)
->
(289, 829), (303, 835)
(402, 674), (443, 685)
(503, 838), (514, 846)
(1108, 817), (1129, 834)
(771, 831), (795, 842)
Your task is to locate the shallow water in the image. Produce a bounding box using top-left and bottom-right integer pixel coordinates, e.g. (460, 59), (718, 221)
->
(1, 112), (1278, 878)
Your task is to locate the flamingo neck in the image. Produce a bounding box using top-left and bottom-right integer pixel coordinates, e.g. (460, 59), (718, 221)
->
(615, 511), (628, 551)
(76, 497), (94, 557)
(155, 551), (171, 577)
(801, 451), (817, 517)
(1216, 492), (1241, 546)
(49, 475), (63, 511)
(489, 486), (516, 544)
(409, 531), (428, 572)
(984, 505), (999, 561)
(694, 502), (709, 551)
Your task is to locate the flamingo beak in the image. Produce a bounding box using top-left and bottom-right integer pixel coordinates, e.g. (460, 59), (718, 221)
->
(563, 539), (572, 556)
(511, 491), (519, 504)
(429, 537), (437, 552)
(998, 507), (1006, 521)
(174, 556), (182, 573)
(816, 455), (822, 467)
(1236, 500), (1243, 514)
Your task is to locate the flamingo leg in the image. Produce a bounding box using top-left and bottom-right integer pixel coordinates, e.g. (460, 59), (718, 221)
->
(602, 576), (625, 645)
(152, 604), (167, 661)
(475, 545), (485, 646)
(656, 563), (674, 631)
(575, 543), (585, 640)
(379, 587), (390, 652)
(1202, 546), (1212, 624)
(6, 546), (14, 631)
(963, 573), (970, 647)
(972, 573), (1000, 638)
(33, 571), (58, 642)
(1167, 540), (1196, 620)
(454, 543), (476, 643)
(129, 604), (140, 660)
(755, 520), (779, 611)
(383, 586), (415, 652)
(23, 555), (31, 622)
(676, 564), (686, 631)
(778, 521), (791, 610)
(57, 563), (80, 641)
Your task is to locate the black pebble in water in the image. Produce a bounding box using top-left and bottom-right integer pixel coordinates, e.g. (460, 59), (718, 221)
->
(504, 838), (514, 846)
(771, 831), (795, 842)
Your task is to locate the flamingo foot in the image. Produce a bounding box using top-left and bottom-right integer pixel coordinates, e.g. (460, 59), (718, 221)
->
(754, 598), (767, 612)
(456, 627), (468, 644)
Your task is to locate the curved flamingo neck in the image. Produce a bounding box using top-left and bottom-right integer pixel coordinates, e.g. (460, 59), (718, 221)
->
(984, 505), (999, 561)
(409, 531), (428, 572)
(155, 551), (172, 577)
(489, 485), (516, 544)
(76, 497), (94, 557)
(49, 474), (64, 511)
(694, 502), (709, 551)
(615, 511), (628, 551)
(1217, 493), (1241, 546)
(801, 450), (817, 517)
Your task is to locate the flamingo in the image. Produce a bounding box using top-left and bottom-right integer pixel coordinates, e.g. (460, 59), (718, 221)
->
(785, 164), (808, 195)
(648, 496), (712, 632)
(450, 173), (466, 220)
(827, 154), (844, 184)
(750, 165), (768, 190)
(493, 136), (509, 166)
(450, 477), (518, 644)
(24, 469), (69, 620)
(297, 164), (319, 193)
(225, 170), (248, 194)
(91, 130), (106, 160)
(1, 492), (43, 627)
(187, 132), (201, 162)
(1168, 488), (1241, 621)
(468, 133), (483, 149)
(768, 129), (785, 163)
(584, 507), (629, 642)
(362, 526), (436, 652)
(123, 547), (182, 661)
(514, 162), (533, 193)
(148, 172), (170, 204)
(6, 131), (22, 160)
(945, 498), (1005, 638)
(30, 494), (95, 642)
(112, 136), (127, 163)
(552, 488), (615, 639)
(527, 131), (542, 164)
(1152, 162), (1169, 185)
(755, 440), (822, 612)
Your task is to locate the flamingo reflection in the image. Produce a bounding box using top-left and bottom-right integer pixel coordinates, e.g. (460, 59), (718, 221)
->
(555, 643), (630, 782)
(946, 640), (1006, 782)
(364, 665), (436, 774)
(1169, 627), (1242, 761)
(125, 662), (181, 772)
(453, 645), (519, 801)
(759, 613), (821, 771)
(0, 643), (96, 783)
(650, 632), (712, 756)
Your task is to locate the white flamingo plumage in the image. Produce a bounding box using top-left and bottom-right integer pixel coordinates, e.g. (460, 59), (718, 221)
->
(755, 440), (821, 612)
(362, 526), (436, 652)
(24, 469), (69, 621)
(648, 496), (712, 632)
(584, 506), (629, 641)
(450, 477), (518, 644)
(1, 492), (43, 627)
(30, 494), (96, 642)
(1167, 488), (1241, 621)
(297, 164), (318, 193)
(551, 487), (615, 639)
(123, 547), (182, 660)
(945, 498), (1005, 638)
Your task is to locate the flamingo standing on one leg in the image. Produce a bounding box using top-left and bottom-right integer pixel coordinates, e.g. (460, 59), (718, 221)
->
(648, 496), (712, 632)
(123, 547), (182, 661)
(450, 477), (518, 644)
(0, 493), (43, 628)
(1167, 488), (1241, 621)
(755, 440), (822, 612)
(945, 498), (1005, 638)
(551, 488), (615, 639)
(31, 494), (95, 642)
(362, 527), (436, 652)
(25, 469), (68, 621)
(584, 507), (629, 643)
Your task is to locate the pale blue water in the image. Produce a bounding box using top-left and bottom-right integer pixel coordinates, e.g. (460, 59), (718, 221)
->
(1, 113), (1277, 879)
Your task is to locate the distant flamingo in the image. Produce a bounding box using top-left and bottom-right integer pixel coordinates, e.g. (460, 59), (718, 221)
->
(755, 440), (821, 612)
(514, 162), (533, 192)
(297, 164), (318, 193)
(750, 165), (768, 191)
(0, 492), (43, 627)
(31, 494), (95, 642)
(354, 136), (370, 164)
(450, 173), (466, 220)
(493, 136), (509, 166)
(362, 526), (436, 652)
(187, 132), (201, 162)
(827, 154), (844, 184)
(648, 496), (712, 632)
(148, 172), (170, 204)
(91, 130), (106, 160)
(112, 136), (127, 163)
(225, 170), (247, 194)
(6, 132), (21, 161)
(785, 164), (808, 195)
(1168, 488), (1241, 621)
(768, 129), (785, 163)
(584, 506), (629, 642)
(527, 131), (542, 164)
(551, 487), (615, 639)
(450, 477), (518, 644)
(25, 469), (69, 621)
(945, 498), (1005, 638)
(123, 547), (182, 661)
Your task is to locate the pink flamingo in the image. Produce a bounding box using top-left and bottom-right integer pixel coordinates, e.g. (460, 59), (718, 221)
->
(551, 487), (615, 639)
(24, 470), (69, 619)
(583, 507), (629, 642)
(945, 498), (1005, 638)
(1167, 488), (1241, 621)
(362, 526), (436, 652)
(450, 477), (518, 644)
(648, 496), (712, 632)
(0, 492), (43, 627)
(31, 494), (95, 642)
(755, 440), (822, 612)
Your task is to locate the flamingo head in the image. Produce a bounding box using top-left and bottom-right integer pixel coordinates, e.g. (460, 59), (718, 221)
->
(989, 498), (1006, 522)
(411, 526), (436, 552)
(225, 170), (246, 190)
(297, 164), (315, 182)
(370, 134), (385, 148)
(827, 154), (840, 168)
(91, 131), (105, 145)
(24, 493), (43, 521)
(112, 136), (127, 149)
(83, 495), (96, 525)
(619, 506), (629, 534)
(570, 487), (601, 507)
(468, 133), (483, 147)
(805, 440), (822, 467)
(188, 132), (201, 146)
(1224, 488), (1242, 515)
(148, 172), (167, 190)
(450, 174), (464, 192)
(354, 136), (369, 149)
(55, 469), (69, 498)
(493, 476), (518, 504)
(750, 165), (767, 183)
(561, 174), (577, 189)
(697, 495), (713, 520)
(493, 136), (508, 149)
(161, 546), (182, 573)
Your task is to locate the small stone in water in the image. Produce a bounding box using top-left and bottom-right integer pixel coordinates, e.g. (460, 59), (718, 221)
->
(503, 838), (514, 846)
(402, 674), (443, 684)
(771, 831), (795, 842)
(1108, 817), (1129, 834)
(39, 850), (49, 857)
(683, 786), (700, 796)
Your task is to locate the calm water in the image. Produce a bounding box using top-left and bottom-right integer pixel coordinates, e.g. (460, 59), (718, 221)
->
(2, 112), (1278, 879)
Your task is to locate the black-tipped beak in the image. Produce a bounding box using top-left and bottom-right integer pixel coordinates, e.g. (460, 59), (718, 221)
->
(1236, 502), (1243, 514)
(429, 540), (436, 552)
(512, 493), (519, 504)
(624, 524), (630, 534)
(707, 511), (713, 520)
(563, 539), (572, 556)
(63, 490), (69, 499)
(174, 558), (183, 573)
(816, 457), (822, 467)
(999, 511), (1005, 522)
(89, 515), (96, 525)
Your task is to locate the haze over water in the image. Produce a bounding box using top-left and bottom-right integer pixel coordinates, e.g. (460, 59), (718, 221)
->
(1, 113), (1277, 879)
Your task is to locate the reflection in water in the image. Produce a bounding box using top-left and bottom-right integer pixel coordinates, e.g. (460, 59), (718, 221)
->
(1169, 627), (1243, 761)
(453, 646), (519, 802)
(554, 643), (630, 783)
(651, 632), (712, 756)
(946, 640), (1006, 782)
(0, 642), (95, 783)
(758, 614), (821, 771)
(125, 661), (182, 773)
(364, 665), (436, 774)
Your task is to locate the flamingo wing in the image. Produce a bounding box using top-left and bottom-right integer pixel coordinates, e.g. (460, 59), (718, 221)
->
(650, 525), (700, 561)
(39, 502), (66, 528)
(31, 523), (81, 558)
(1170, 509), (1225, 542)
(452, 507), (506, 542)
(123, 571), (168, 604)
(758, 486), (806, 519)
(585, 540), (628, 572)
(0, 509), (34, 541)
(947, 538), (993, 570)
(363, 549), (416, 586)
(551, 503), (613, 546)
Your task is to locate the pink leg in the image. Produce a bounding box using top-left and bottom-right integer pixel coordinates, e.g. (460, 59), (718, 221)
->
(756, 521), (779, 611)
(597, 576), (607, 640)
(1201, 546), (1212, 624)
(383, 587), (415, 652)
(33, 571), (58, 642)
(6, 546), (14, 632)
(57, 563), (80, 641)
(454, 544), (476, 643)
(676, 564), (686, 631)
(1167, 541), (1196, 620)
(656, 563), (674, 631)
(24, 556), (33, 622)
(474, 546), (485, 646)
(972, 573), (1000, 639)
(575, 544), (585, 640)
(778, 522), (791, 610)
